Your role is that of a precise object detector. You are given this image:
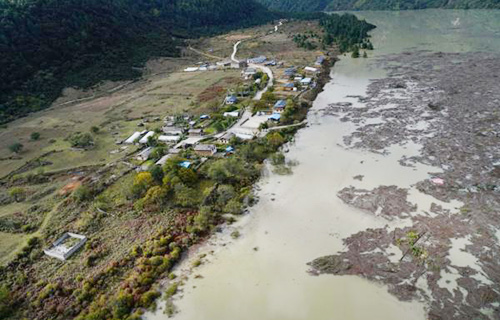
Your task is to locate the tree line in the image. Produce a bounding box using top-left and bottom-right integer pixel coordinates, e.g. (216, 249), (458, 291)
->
(0, 0), (275, 124)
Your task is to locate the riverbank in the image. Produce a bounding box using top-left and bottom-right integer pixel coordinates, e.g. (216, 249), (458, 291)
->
(310, 49), (500, 320)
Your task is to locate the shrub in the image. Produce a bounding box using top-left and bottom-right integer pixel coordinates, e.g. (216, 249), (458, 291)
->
(8, 142), (23, 153)
(164, 283), (178, 299)
(0, 286), (12, 318)
(73, 185), (94, 202)
(9, 187), (26, 202)
(90, 126), (100, 134)
(30, 132), (41, 140)
(69, 132), (94, 148)
(139, 290), (160, 308)
(112, 292), (134, 318)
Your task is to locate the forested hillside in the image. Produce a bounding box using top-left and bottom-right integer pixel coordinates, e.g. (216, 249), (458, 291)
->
(0, 0), (274, 124)
(258, 0), (500, 11)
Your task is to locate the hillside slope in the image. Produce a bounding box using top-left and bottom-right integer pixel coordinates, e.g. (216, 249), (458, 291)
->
(0, 0), (274, 124)
(258, 0), (500, 11)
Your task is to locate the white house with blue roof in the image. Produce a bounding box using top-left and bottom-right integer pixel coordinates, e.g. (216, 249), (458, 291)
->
(273, 100), (287, 113)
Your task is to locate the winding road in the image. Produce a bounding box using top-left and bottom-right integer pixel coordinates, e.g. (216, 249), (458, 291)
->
(230, 41), (274, 101)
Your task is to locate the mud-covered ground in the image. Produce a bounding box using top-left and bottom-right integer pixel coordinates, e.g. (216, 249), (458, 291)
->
(311, 52), (500, 320)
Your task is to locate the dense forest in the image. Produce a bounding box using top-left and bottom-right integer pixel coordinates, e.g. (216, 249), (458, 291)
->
(0, 0), (274, 124)
(257, 0), (500, 11)
(320, 13), (375, 52)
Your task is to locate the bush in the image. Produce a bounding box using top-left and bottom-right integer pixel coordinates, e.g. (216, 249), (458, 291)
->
(9, 187), (26, 202)
(30, 132), (41, 140)
(112, 292), (134, 318)
(90, 126), (99, 134)
(0, 286), (12, 318)
(69, 132), (94, 148)
(73, 185), (94, 202)
(139, 290), (160, 308)
(8, 142), (23, 153)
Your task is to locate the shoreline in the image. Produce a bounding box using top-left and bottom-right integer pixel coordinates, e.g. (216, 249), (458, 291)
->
(145, 54), (339, 317)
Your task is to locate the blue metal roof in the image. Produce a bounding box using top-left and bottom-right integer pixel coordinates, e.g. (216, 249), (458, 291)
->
(179, 161), (191, 168)
(225, 146), (234, 152)
(274, 100), (286, 108)
(268, 113), (281, 121)
(226, 95), (238, 102)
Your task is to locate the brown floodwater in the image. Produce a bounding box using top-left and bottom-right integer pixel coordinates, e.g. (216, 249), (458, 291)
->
(145, 9), (500, 320)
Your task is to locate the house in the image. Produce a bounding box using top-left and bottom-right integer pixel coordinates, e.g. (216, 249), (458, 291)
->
(208, 65), (217, 71)
(137, 147), (153, 161)
(200, 114), (210, 120)
(179, 161), (191, 168)
(268, 113), (281, 122)
(216, 60), (232, 67)
(194, 144), (217, 156)
(315, 56), (325, 66)
(184, 67), (198, 72)
(294, 76), (303, 81)
(255, 78), (262, 85)
(155, 154), (173, 166)
(158, 135), (181, 143)
(283, 83), (296, 91)
(43, 232), (87, 261)
(247, 55), (266, 64)
(189, 128), (204, 136)
(225, 95), (238, 105)
(162, 126), (184, 135)
(265, 60), (277, 66)
(225, 146), (235, 153)
(304, 66), (318, 73)
(231, 61), (247, 69)
(273, 100), (287, 113)
(223, 111), (240, 118)
(139, 131), (155, 144)
(243, 67), (257, 76)
(301, 77), (312, 86)
(283, 67), (297, 78)
(124, 131), (143, 144)
(219, 132), (235, 144)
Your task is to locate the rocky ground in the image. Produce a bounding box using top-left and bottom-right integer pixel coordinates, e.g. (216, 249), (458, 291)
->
(310, 51), (500, 319)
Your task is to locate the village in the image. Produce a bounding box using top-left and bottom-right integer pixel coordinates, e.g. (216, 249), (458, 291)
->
(0, 17), (335, 319)
(115, 27), (326, 192)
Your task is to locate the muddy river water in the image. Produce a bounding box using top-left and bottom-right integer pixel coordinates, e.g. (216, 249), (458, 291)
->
(146, 10), (500, 320)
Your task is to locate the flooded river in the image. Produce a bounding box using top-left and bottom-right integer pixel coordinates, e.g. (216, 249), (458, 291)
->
(146, 10), (500, 320)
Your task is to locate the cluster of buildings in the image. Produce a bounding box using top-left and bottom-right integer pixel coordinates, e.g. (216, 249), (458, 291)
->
(184, 59), (248, 73)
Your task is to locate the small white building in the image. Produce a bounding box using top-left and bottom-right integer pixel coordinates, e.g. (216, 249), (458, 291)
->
(162, 126), (184, 135)
(124, 131), (143, 144)
(219, 132), (235, 144)
(155, 154), (173, 166)
(243, 67), (257, 76)
(44, 233), (87, 261)
(158, 135), (181, 143)
(139, 131), (155, 144)
(137, 147), (153, 161)
(300, 77), (312, 86)
(304, 66), (318, 73)
(184, 67), (199, 72)
(223, 111), (240, 118)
